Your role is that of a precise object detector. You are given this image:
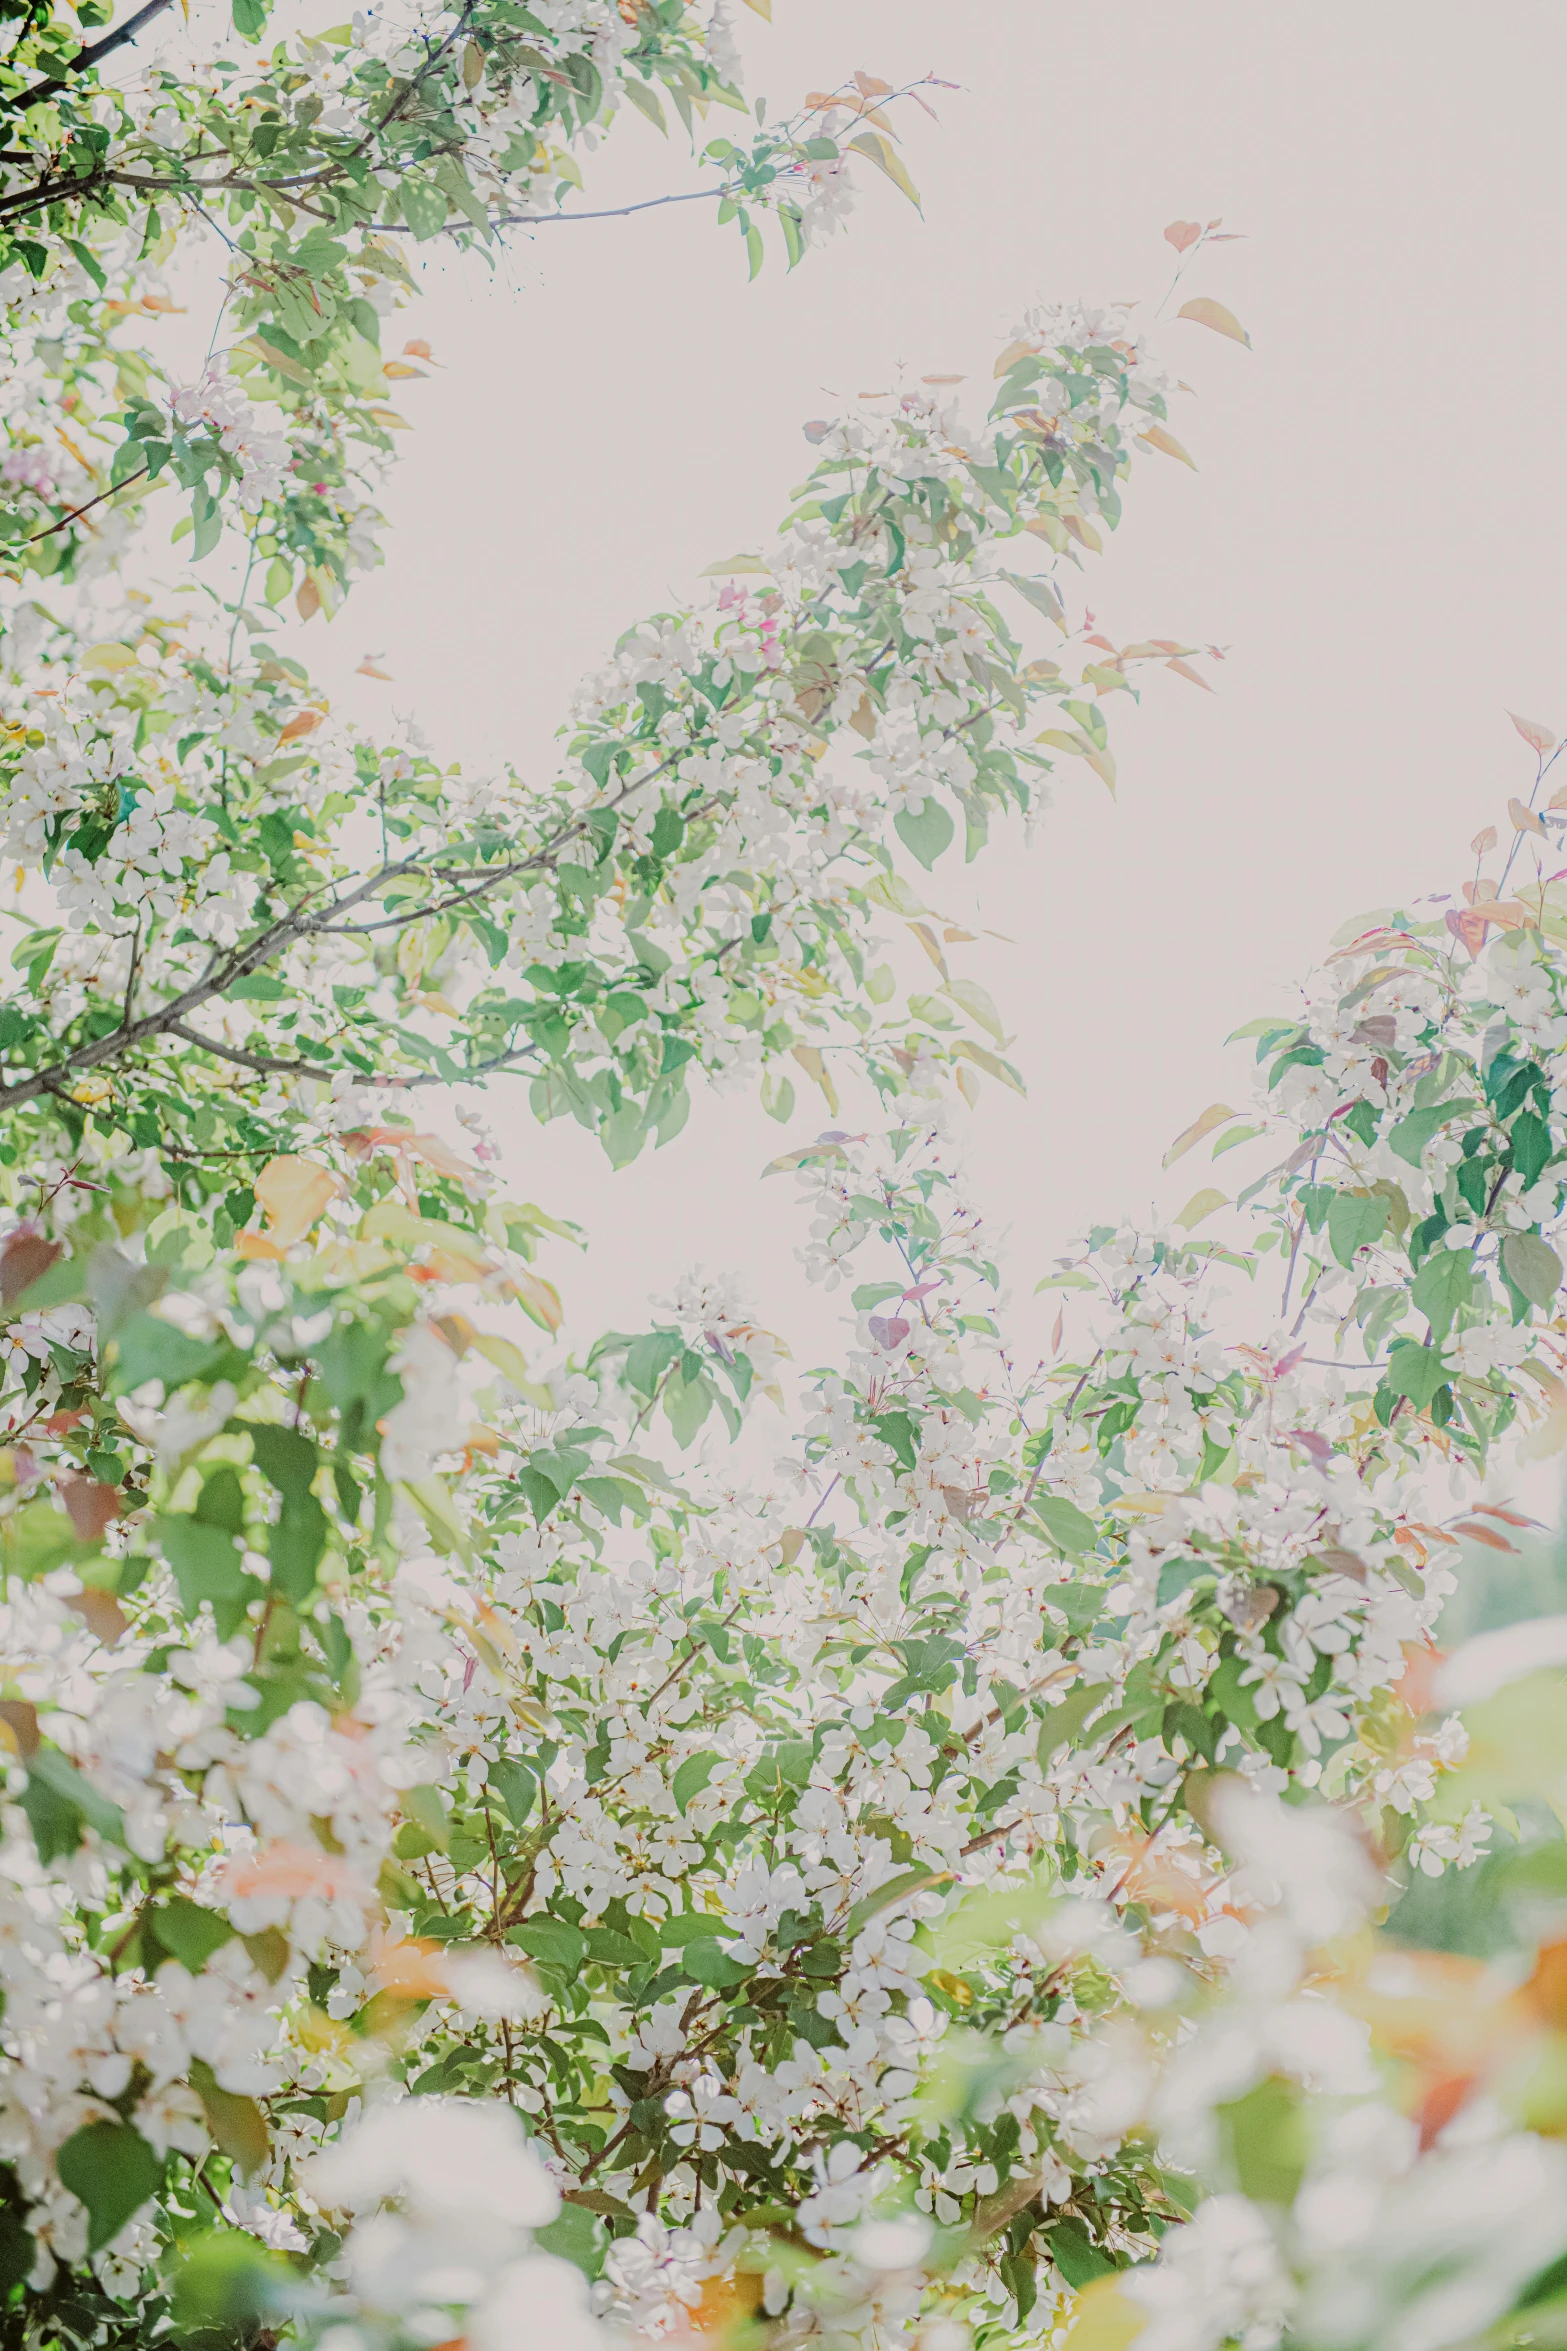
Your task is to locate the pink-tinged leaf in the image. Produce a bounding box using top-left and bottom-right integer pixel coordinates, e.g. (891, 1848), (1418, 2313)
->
(1289, 1429), (1332, 1467)
(1165, 657), (1214, 691)
(921, 373), (964, 385)
(901, 1282), (944, 1302)
(1163, 1102), (1235, 1170)
(1451, 1520), (1518, 1553)
(1050, 1306), (1064, 1356)
(1164, 219), (1202, 252)
(1509, 796), (1547, 837)
(1508, 710), (1557, 756)
(0, 1228), (60, 1307)
(993, 338), (1035, 379)
(868, 1315), (911, 1349)
(1469, 1502), (1544, 1528)
(60, 1476), (120, 1542)
(1470, 825), (1498, 855)
(1177, 296), (1251, 346)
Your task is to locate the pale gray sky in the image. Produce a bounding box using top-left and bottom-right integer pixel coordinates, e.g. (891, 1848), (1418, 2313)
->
(284, 0), (1567, 1377)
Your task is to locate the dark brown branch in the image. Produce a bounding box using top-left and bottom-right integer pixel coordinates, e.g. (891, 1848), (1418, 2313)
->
(23, 465), (146, 548)
(16, 0), (175, 106)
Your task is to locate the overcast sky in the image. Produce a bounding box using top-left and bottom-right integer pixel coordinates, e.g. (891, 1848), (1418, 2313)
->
(267, 0), (1567, 1380)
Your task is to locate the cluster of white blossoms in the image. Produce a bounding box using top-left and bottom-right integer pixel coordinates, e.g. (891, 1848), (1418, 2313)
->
(1, 10), (1564, 2342)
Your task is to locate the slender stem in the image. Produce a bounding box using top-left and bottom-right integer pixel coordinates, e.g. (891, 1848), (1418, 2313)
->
(23, 466), (147, 548)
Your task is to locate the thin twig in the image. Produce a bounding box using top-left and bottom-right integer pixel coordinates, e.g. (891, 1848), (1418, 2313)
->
(23, 466), (147, 548)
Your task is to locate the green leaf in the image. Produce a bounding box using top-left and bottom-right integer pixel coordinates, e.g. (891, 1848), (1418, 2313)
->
(894, 796), (955, 870)
(1411, 1246), (1475, 1341)
(673, 1754), (716, 1813)
(56, 2121), (162, 2252)
(231, 0), (268, 35)
(1029, 1494), (1098, 1555)
(1047, 2217), (1115, 2290)
(488, 1756), (536, 1830)
(248, 1424), (317, 1499)
(622, 78), (667, 134)
(190, 2058), (269, 2179)
(148, 1896), (236, 1975)
(534, 2201), (609, 2280)
(680, 1934), (750, 1988)
(1035, 1681), (1102, 1763)
(112, 1311), (223, 1394)
(2, 1496), (92, 1582)
(1382, 1340), (1450, 1410)
(1504, 1231), (1563, 1308)
(508, 1918), (586, 1972)
(1216, 2074), (1307, 2207)
(663, 1372), (713, 1449)
(1512, 1109), (1554, 1186)
(27, 1747), (123, 1846)
(1327, 1189), (1388, 1269)
(158, 1516), (258, 1635)
(1387, 1101), (1465, 1169)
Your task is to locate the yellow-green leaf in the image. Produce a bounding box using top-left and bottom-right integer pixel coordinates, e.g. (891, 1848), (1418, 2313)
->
(943, 977), (1006, 1043)
(1175, 1187), (1229, 1231)
(1163, 1103), (1235, 1170)
(622, 79), (667, 134)
(1177, 296), (1251, 347)
(952, 1038), (1025, 1095)
(1138, 422), (1196, 468)
(848, 129), (921, 209)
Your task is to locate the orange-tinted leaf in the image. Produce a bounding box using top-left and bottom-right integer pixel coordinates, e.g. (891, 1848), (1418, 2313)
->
(1471, 825), (1498, 855)
(255, 1155), (344, 1249)
(1177, 296), (1251, 347)
(1138, 422), (1196, 468)
(1164, 219), (1202, 252)
(277, 708), (323, 744)
(511, 1268), (563, 1335)
(1509, 710), (1557, 756)
(60, 1477), (120, 1542)
(0, 1700), (39, 1758)
(69, 1588), (127, 1646)
(1166, 657), (1213, 691)
(296, 576), (321, 622)
(1510, 796), (1547, 836)
(1163, 1103), (1235, 1170)
(791, 1043), (840, 1114)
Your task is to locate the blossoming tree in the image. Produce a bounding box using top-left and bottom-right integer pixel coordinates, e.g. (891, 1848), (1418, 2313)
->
(1, 6), (1566, 2351)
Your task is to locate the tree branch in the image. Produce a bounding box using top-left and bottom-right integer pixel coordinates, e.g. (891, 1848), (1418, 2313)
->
(23, 465), (146, 548)
(16, 0), (175, 106)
